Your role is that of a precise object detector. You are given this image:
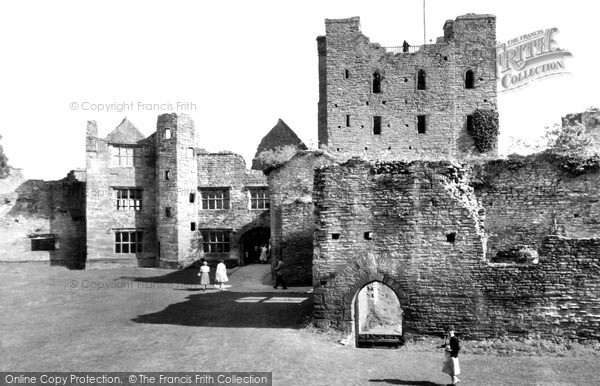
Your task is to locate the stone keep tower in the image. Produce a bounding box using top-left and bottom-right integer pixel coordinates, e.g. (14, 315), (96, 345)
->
(317, 14), (497, 159)
(156, 113), (199, 268)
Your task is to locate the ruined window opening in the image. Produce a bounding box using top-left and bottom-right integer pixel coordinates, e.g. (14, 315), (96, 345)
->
(187, 147), (195, 158)
(345, 69), (350, 79)
(467, 115), (474, 133)
(201, 230), (231, 253)
(372, 72), (382, 93)
(364, 232), (373, 240)
(373, 116), (382, 135)
(346, 115), (351, 127)
(249, 188), (269, 210)
(446, 233), (456, 243)
(191, 222), (196, 231)
(165, 129), (171, 139)
(417, 69), (426, 90)
(417, 115), (427, 134)
(465, 69), (474, 89)
(116, 188), (142, 211)
(31, 236), (55, 251)
(201, 189), (230, 210)
(332, 233), (340, 240)
(165, 207), (172, 217)
(115, 230), (143, 254)
(165, 171), (170, 180)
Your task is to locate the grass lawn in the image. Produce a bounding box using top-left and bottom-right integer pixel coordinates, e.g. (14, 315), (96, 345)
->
(1, 262), (599, 386)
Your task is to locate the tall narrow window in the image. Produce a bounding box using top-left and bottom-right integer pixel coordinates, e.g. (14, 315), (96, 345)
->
(373, 116), (382, 135)
(417, 69), (426, 90)
(344, 69), (350, 79)
(165, 129), (172, 139)
(346, 114), (351, 127)
(187, 147), (195, 157)
(165, 171), (170, 180)
(467, 115), (474, 132)
(465, 70), (474, 89)
(417, 115), (427, 134)
(373, 72), (381, 93)
(165, 207), (172, 217)
(189, 192), (196, 203)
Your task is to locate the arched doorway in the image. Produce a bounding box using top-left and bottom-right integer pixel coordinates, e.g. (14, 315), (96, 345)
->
(238, 227), (270, 266)
(353, 281), (404, 348)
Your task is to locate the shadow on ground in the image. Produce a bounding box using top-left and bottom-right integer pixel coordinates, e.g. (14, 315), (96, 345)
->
(132, 290), (313, 329)
(369, 380), (445, 386)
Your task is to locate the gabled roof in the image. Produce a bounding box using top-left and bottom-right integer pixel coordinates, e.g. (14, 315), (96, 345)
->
(105, 118), (145, 144)
(251, 119), (307, 170)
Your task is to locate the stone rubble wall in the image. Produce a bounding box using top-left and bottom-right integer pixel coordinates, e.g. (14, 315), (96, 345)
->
(313, 159), (600, 341)
(268, 151), (335, 285)
(472, 156), (600, 259)
(0, 168), (86, 268)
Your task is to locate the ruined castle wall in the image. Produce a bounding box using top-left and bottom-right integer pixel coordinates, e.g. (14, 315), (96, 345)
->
(0, 168), (86, 268)
(196, 152), (269, 264)
(472, 157), (600, 259)
(318, 15), (497, 159)
(313, 160), (600, 341)
(86, 129), (157, 267)
(268, 151), (334, 285)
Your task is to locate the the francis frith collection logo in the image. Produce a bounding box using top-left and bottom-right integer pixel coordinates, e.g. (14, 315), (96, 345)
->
(497, 27), (572, 92)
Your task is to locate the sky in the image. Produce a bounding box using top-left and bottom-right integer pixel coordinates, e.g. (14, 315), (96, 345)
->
(0, 0), (598, 180)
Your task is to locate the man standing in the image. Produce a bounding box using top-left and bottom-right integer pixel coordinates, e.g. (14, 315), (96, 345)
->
(273, 257), (287, 289)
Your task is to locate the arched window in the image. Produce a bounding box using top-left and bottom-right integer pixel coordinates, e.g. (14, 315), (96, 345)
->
(465, 69), (474, 89)
(372, 72), (381, 93)
(417, 69), (426, 90)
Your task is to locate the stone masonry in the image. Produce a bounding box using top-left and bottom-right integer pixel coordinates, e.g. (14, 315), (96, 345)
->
(0, 168), (86, 268)
(312, 159), (600, 342)
(318, 14), (497, 159)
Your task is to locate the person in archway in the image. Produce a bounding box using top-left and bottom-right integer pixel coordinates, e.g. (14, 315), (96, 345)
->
(441, 325), (461, 385)
(259, 244), (268, 264)
(273, 256), (287, 289)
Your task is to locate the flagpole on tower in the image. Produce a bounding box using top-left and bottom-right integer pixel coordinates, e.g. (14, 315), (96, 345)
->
(423, 0), (426, 44)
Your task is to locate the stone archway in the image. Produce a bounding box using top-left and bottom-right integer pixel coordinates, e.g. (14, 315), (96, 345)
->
(238, 227), (270, 266)
(341, 273), (409, 348)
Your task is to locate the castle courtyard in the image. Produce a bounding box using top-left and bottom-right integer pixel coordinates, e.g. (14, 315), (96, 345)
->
(1, 262), (598, 386)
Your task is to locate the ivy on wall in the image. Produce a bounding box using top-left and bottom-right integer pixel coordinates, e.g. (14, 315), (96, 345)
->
(468, 109), (500, 153)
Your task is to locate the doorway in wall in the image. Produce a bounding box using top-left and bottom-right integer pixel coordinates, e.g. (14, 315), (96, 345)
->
(238, 227), (270, 265)
(353, 281), (404, 348)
